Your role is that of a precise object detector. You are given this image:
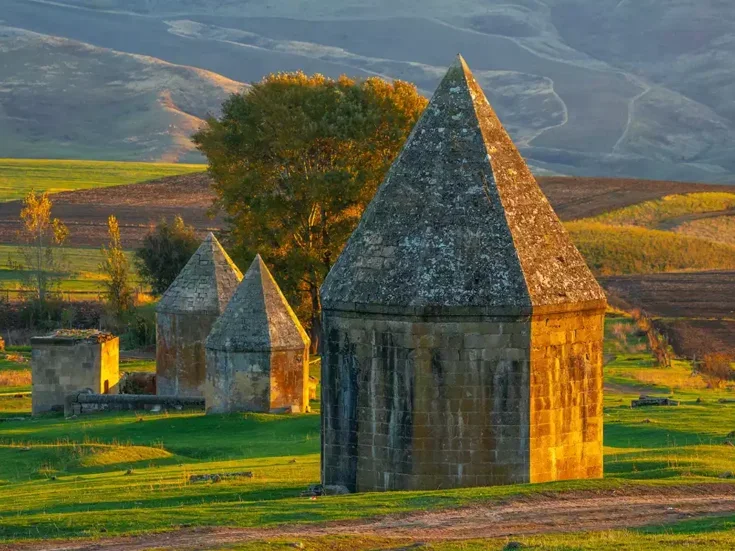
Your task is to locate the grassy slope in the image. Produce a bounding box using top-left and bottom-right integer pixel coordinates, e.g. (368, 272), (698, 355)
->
(0, 159), (204, 202)
(562, 191), (735, 275)
(1, 318), (734, 545)
(566, 221), (735, 275)
(591, 192), (735, 228)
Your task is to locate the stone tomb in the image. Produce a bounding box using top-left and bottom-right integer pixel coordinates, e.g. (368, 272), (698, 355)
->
(320, 56), (607, 492)
(156, 233), (242, 397)
(205, 255), (310, 414)
(31, 330), (119, 415)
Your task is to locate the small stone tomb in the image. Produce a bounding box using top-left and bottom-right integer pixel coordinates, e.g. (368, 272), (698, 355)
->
(31, 330), (119, 415)
(205, 255), (310, 414)
(156, 233), (242, 397)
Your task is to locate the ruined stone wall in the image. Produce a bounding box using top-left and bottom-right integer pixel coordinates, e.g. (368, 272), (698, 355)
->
(322, 312), (532, 492)
(65, 392), (203, 417)
(529, 307), (605, 483)
(156, 311), (218, 397)
(32, 337), (119, 415)
(205, 348), (308, 413)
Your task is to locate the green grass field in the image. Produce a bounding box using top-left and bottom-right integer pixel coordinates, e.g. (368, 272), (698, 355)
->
(0, 244), (141, 298)
(0, 159), (205, 202)
(0, 317), (734, 548)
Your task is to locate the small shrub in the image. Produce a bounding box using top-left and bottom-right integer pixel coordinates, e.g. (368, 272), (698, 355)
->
(699, 353), (735, 389)
(135, 216), (199, 296)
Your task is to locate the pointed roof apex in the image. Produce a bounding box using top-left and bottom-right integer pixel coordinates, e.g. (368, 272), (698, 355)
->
(206, 256), (309, 352)
(321, 57), (605, 315)
(156, 233), (243, 315)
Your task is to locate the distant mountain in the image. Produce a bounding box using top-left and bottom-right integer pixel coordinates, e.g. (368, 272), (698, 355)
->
(2, 0), (734, 182)
(0, 26), (243, 162)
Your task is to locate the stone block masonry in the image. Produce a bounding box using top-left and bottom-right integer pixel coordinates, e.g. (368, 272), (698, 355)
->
(205, 255), (310, 414)
(320, 55), (607, 492)
(322, 315), (532, 491)
(64, 392), (204, 417)
(31, 330), (119, 416)
(156, 233), (242, 397)
(529, 309), (605, 482)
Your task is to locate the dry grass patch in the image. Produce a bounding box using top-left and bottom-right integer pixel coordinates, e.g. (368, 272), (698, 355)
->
(0, 369), (31, 387)
(591, 192), (735, 228)
(566, 221), (735, 275)
(675, 215), (735, 245)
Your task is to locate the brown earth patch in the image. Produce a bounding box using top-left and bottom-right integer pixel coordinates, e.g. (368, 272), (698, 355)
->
(0, 173), (223, 248)
(601, 271), (735, 359)
(601, 271), (735, 319)
(538, 176), (725, 221)
(0, 174), (724, 248)
(654, 318), (735, 358)
(6, 484), (735, 551)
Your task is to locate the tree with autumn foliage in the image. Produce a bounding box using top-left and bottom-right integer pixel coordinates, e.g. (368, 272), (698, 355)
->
(193, 72), (427, 351)
(100, 215), (134, 316)
(14, 191), (69, 303)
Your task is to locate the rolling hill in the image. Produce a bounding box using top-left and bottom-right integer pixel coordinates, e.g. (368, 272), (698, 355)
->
(1, 0), (735, 182)
(0, 26), (244, 162)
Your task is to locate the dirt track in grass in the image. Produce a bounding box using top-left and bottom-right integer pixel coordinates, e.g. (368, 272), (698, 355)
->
(9, 484), (735, 551)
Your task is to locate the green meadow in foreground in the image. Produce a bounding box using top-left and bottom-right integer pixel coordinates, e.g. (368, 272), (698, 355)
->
(0, 317), (733, 548)
(0, 159), (205, 202)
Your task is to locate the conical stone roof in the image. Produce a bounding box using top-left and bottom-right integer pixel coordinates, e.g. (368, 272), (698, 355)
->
(156, 233), (243, 315)
(322, 55), (606, 315)
(206, 255), (310, 352)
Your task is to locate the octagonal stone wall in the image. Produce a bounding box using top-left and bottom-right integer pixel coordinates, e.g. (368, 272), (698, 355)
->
(321, 306), (604, 492)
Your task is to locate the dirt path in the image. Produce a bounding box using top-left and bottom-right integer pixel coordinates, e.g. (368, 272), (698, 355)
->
(8, 485), (735, 551)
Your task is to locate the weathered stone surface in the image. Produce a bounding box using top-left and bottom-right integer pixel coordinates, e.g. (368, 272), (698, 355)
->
(156, 233), (242, 397)
(31, 330), (119, 416)
(320, 56), (606, 492)
(64, 392), (203, 417)
(205, 255), (310, 414)
(322, 56), (605, 316)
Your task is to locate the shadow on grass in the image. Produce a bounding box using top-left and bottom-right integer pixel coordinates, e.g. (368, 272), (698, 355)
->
(605, 420), (723, 449)
(1, 411), (321, 461)
(637, 513), (735, 535)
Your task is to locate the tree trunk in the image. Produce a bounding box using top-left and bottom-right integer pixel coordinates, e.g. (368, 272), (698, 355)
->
(309, 284), (322, 356)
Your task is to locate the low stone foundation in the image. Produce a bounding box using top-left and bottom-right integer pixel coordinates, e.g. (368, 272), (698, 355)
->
(64, 392), (204, 417)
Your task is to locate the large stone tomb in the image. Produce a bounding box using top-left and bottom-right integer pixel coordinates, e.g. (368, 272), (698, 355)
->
(320, 56), (607, 492)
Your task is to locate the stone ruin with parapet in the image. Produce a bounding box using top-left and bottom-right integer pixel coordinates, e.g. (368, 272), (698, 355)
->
(31, 329), (119, 415)
(320, 56), (607, 492)
(156, 233), (242, 397)
(205, 254), (310, 414)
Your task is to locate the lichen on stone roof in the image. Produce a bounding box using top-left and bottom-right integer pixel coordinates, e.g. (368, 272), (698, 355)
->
(206, 254), (310, 352)
(33, 329), (116, 344)
(156, 233), (243, 315)
(321, 55), (606, 315)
